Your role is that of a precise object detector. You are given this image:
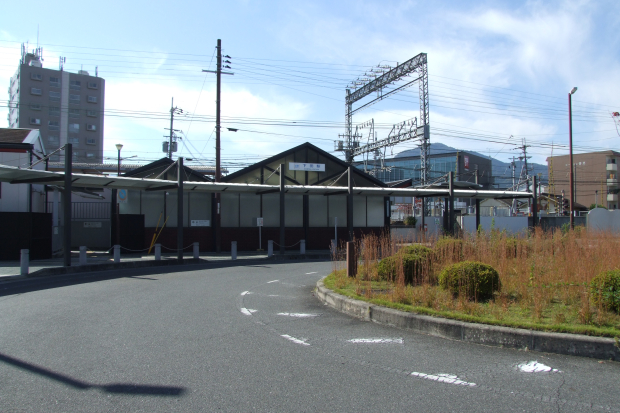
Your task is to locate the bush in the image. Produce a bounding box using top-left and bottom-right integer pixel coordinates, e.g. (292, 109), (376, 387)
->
(590, 270), (620, 314)
(438, 261), (500, 301)
(434, 237), (463, 261)
(399, 244), (432, 257)
(404, 216), (417, 226)
(377, 253), (431, 285)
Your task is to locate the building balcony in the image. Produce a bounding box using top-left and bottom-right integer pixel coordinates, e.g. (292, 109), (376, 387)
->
(607, 178), (618, 186)
(608, 193), (618, 202)
(607, 163), (618, 172)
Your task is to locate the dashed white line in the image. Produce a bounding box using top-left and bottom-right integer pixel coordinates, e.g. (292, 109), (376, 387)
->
(277, 313), (321, 318)
(241, 291), (250, 296)
(518, 361), (560, 373)
(348, 338), (403, 344)
(411, 372), (476, 387)
(281, 334), (310, 346)
(267, 280), (279, 284)
(240, 308), (257, 316)
(305, 272), (318, 274)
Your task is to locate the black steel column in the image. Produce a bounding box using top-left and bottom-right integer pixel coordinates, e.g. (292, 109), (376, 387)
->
(177, 157), (184, 261)
(347, 167), (353, 241)
(279, 164), (285, 254)
(63, 144), (72, 267)
(449, 171), (454, 235)
(532, 175), (538, 228)
(475, 169), (480, 232)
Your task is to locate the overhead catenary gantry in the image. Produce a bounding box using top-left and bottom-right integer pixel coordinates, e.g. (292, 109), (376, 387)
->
(336, 52), (430, 186)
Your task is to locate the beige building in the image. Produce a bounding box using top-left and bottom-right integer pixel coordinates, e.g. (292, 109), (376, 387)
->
(547, 150), (620, 210)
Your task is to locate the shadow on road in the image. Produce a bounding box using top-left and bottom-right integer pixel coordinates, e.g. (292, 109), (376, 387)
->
(0, 352), (186, 396)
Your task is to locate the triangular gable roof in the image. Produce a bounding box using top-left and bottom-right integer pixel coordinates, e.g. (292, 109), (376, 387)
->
(123, 157), (212, 182)
(223, 142), (386, 188)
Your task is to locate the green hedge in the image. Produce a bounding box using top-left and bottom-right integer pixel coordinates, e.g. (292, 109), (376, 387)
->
(377, 253), (431, 285)
(438, 261), (500, 301)
(590, 270), (620, 314)
(399, 244), (433, 257)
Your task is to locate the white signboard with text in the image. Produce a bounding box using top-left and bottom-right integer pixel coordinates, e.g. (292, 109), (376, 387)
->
(191, 220), (210, 227)
(289, 162), (325, 172)
(257, 217), (263, 227)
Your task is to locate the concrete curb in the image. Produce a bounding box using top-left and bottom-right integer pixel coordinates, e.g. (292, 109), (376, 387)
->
(315, 278), (620, 361)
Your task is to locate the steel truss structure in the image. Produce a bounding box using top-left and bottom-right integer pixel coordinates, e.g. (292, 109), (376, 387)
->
(337, 52), (430, 187)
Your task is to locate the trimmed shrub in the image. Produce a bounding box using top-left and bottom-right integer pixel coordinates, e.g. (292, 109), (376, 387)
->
(404, 216), (417, 226)
(377, 253), (431, 285)
(399, 244), (432, 258)
(438, 261), (500, 301)
(590, 270), (620, 314)
(434, 237), (463, 261)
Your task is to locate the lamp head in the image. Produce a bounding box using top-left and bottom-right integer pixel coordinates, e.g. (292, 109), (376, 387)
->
(570, 87), (578, 95)
(115, 144), (123, 151)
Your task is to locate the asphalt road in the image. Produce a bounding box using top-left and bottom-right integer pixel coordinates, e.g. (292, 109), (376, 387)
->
(0, 261), (618, 412)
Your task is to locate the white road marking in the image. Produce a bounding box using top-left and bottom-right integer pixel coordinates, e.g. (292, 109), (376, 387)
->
(411, 372), (476, 387)
(518, 361), (560, 373)
(267, 280), (279, 284)
(281, 334), (310, 346)
(241, 291), (250, 296)
(240, 308), (257, 316)
(277, 313), (321, 318)
(348, 338), (403, 344)
(305, 272), (317, 274)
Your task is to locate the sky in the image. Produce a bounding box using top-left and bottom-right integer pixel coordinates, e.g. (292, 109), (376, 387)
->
(1, 0), (619, 176)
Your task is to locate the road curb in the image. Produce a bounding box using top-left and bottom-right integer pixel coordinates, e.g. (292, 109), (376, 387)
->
(315, 278), (620, 361)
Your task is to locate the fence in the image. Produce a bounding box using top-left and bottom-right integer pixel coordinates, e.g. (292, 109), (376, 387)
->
(46, 201), (110, 220)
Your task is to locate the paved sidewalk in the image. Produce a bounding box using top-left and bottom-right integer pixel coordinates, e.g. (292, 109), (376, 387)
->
(0, 250), (330, 280)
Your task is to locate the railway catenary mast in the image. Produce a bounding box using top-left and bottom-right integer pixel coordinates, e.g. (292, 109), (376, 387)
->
(336, 53), (430, 189)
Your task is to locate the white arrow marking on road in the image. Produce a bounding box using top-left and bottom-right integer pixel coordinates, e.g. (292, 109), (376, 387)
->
(348, 338), (403, 344)
(240, 308), (257, 316)
(518, 361), (560, 373)
(411, 372), (476, 387)
(241, 291), (250, 296)
(277, 313), (321, 318)
(281, 334), (310, 346)
(267, 280), (279, 284)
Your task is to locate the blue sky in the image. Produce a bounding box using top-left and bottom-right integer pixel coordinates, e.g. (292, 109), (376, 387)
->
(1, 0), (619, 172)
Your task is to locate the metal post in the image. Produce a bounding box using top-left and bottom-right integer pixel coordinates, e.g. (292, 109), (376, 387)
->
(155, 243), (161, 261)
(63, 144), (72, 267)
(568, 90), (575, 228)
(177, 157), (184, 261)
(279, 163), (285, 254)
(193, 242), (199, 259)
(347, 166), (353, 241)
(79, 246), (87, 265)
(231, 241), (237, 260)
(532, 175), (538, 227)
(300, 240), (305, 254)
(334, 217), (338, 245)
(346, 241), (356, 277)
(268, 240), (273, 257)
(114, 245), (120, 263)
(20, 249), (29, 276)
(449, 171), (454, 235)
(169, 97), (174, 159)
(214, 39), (223, 253)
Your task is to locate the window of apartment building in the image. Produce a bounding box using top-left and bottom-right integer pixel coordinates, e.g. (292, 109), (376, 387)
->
(48, 120), (60, 131)
(49, 91), (61, 102)
(31, 87), (42, 95)
(87, 82), (98, 89)
(49, 106), (60, 117)
(70, 80), (81, 90)
(86, 124), (97, 131)
(69, 123), (80, 133)
(69, 94), (80, 104)
(48, 135), (59, 145)
(69, 108), (81, 119)
(86, 137), (96, 145)
(30, 73), (42, 81)
(87, 95), (97, 103)
(86, 110), (97, 117)
(29, 103), (41, 110)
(29, 118), (41, 125)
(50, 76), (61, 88)
(68, 137), (79, 145)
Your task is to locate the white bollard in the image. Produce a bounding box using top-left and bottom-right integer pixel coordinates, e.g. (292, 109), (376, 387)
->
(193, 242), (199, 259)
(268, 240), (273, 257)
(79, 246), (87, 265)
(154, 244), (161, 261)
(231, 241), (237, 260)
(114, 245), (120, 263)
(300, 240), (306, 255)
(20, 249), (29, 276)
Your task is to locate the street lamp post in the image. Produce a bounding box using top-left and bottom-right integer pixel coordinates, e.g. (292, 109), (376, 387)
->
(568, 87), (578, 228)
(115, 144), (123, 246)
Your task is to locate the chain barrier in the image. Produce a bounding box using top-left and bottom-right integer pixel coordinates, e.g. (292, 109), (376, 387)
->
(160, 243), (196, 252)
(272, 240), (302, 248)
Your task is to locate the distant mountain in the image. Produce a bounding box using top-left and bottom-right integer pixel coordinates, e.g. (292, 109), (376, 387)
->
(395, 143), (547, 189)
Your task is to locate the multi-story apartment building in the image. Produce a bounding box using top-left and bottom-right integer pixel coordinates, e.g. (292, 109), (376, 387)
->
(7, 46), (105, 163)
(546, 151), (620, 210)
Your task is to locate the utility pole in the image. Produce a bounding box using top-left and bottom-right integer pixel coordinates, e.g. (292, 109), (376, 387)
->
(202, 39), (233, 253)
(166, 98), (183, 159)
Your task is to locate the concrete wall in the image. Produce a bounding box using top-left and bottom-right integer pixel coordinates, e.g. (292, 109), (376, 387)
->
(587, 208), (620, 232)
